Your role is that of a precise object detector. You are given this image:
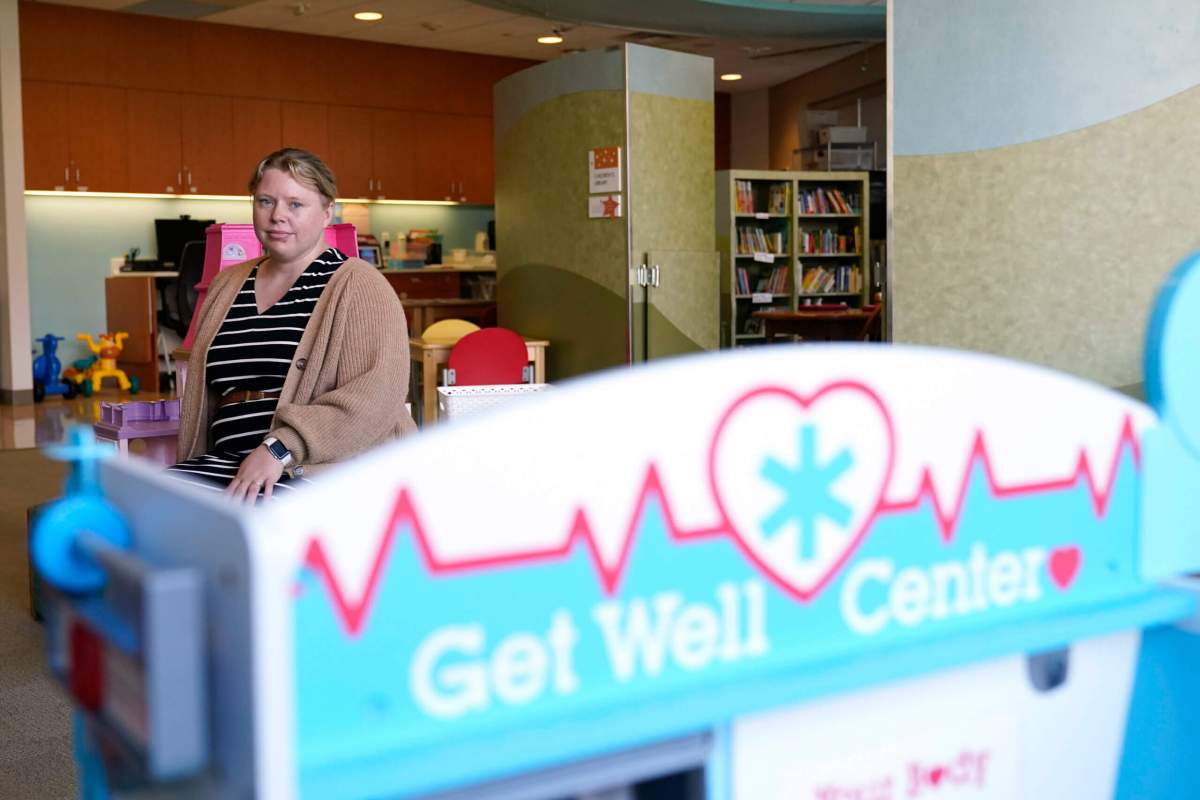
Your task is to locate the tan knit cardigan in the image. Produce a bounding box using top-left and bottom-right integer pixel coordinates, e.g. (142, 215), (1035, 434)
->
(177, 255), (417, 475)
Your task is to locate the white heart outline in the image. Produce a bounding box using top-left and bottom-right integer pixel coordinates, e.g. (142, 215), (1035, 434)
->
(707, 381), (896, 602)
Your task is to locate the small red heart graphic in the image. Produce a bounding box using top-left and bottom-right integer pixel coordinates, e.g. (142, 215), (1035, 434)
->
(929, 767), (945, 786)
(1048, 546), (1081, 590)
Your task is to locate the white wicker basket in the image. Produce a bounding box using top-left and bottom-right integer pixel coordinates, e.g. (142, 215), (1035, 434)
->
(437, 384), (550, 420)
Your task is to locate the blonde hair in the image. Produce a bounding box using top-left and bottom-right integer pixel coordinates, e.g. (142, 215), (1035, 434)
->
(248, 148), (337, 206)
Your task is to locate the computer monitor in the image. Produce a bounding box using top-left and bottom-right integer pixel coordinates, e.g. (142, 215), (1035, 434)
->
(155, 217), (214, 268)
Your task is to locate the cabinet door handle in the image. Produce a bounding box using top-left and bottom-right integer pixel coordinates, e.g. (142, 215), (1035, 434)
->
(64, 166), (70, 184)
(369, 178), (374, 192)
(650, 264), (661, 288)
(377, 179), (383, 193)
(177, 171), (182, 186)
(75, 167), (80, 182)
(186, 170), (192, 187)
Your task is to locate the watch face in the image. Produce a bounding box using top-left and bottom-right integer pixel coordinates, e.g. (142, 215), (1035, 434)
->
(267, 440), (289, 459)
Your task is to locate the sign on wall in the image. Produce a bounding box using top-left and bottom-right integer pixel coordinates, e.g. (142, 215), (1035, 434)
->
(589, 146), (621, 192)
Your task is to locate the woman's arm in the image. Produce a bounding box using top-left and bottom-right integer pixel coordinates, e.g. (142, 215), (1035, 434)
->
(270, 269), (410, 464)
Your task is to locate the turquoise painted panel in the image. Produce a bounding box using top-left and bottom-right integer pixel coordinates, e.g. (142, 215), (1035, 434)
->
(895, 0), (1200, 155)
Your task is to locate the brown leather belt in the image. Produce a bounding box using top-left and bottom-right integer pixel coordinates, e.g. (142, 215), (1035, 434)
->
(217, 389), (279, 409)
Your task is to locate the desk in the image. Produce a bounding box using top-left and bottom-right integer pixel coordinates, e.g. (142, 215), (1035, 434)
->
(410, 336), (548, 425)
(402, 298), (496, 338)
(752, 308), (880, 342)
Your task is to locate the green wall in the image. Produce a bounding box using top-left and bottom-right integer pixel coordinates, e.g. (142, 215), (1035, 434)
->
(496, 90), (631, 380)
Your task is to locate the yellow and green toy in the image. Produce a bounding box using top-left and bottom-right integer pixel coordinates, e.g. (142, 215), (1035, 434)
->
(63, 332), (140, 397)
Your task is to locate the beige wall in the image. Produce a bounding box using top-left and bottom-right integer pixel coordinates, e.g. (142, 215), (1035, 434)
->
(768, 43), (886, 171)
(0, 0), (31, 401)
(893, 84), (1200, 387)
(730, 89), (769, 170)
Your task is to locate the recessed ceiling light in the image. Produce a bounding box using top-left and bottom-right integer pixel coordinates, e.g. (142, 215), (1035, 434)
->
(537, 33), (564, 44)
(720, 73), (743, 81)
(353, 11), (383, 21)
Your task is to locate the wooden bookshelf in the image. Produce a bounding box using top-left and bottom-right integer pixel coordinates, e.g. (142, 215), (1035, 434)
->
(717, 169), (870, 347)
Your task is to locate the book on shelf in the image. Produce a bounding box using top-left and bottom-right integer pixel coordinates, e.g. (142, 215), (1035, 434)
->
(736, 226), (785, 255)
(798, 188), (861, 215)
(735, 264), (789, 295)
(735, 179), (791, 215)
(768, 183), (788, 215)
(735, 179), (749, 214)
(797, 225), (861, 255)
(798, 261), (862, 295)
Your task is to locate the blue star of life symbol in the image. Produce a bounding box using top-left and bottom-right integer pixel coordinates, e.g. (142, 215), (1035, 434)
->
(759, 423), (854, 561)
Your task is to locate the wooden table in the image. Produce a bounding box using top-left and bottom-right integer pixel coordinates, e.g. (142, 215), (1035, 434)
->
(410, 336), (548, 425)
(402, 298), (496, 338)
(752, 308), (881, 342)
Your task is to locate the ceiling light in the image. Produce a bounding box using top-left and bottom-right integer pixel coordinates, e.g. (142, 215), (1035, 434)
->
(720, 73), (743, 82)
(537, 33), (564, 45)
(353, 11), (383, 21)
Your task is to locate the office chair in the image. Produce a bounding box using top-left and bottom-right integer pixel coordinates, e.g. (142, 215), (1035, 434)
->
(175, 240), (206, 335)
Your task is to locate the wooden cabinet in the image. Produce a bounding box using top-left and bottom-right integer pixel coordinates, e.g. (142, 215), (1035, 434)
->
(383, 271), (461, 300)
(413, 111), (454, 201)
(413, 112), (493, 203)
(23, 84), (495, 202)
(457, 115), (494, 204)
(127, 90), (182, 193)
(22, 81), (70, 190)
(125, 92), (256, 194)
(281, 101), (328, 156)
(23, 81), (128, 191)
(181, 94), (236, 194)
(69, 85), (128, 192)
(326, 105), (374, 198)
(372, 109), (415, 199)
(232, 97), (282, 191)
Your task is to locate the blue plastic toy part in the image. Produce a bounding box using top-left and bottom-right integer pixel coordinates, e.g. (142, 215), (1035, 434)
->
(31, 426), (130, 594)
(1145, 250), (1200, 460)
(32, 496), (131, 593)
(74, 712), (111, 800)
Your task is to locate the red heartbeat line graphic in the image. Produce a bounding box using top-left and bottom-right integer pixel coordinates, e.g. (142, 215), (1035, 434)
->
(300, 415), (1141, 636)
(301, 465), (725, 635)
(878, 414), (1141, 541)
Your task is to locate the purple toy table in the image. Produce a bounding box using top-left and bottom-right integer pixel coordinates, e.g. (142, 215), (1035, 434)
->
(93, 399), (181, 466)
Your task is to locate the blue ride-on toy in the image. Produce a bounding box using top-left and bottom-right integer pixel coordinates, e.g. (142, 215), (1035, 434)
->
(32, 334), (78, 402)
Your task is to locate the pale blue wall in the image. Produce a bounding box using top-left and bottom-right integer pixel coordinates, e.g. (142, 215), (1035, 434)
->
(894, 0), (1200, 155)
(24, 195), (494, 364)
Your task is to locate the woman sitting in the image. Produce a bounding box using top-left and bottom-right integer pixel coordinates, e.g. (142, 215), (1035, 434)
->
(168, 148), (415, 501)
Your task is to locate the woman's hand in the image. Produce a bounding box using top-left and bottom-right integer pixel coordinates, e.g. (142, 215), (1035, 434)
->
(226, 445), (285, 504)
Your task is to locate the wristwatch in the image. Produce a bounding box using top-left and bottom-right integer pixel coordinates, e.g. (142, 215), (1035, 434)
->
(262, 436), (293, 468)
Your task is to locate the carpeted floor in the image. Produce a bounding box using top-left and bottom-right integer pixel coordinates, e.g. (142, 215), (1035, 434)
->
(0, 447), (78, 798)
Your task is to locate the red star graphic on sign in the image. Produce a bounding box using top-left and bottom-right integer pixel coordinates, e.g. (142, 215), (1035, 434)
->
(602, 195), (620, 217)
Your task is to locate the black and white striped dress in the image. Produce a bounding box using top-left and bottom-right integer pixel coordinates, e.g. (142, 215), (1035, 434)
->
(167, 248), (345, 494)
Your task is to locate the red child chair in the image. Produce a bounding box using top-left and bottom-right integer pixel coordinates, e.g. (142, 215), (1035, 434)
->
(444, 327), (532, 386)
